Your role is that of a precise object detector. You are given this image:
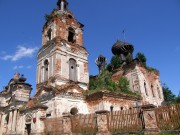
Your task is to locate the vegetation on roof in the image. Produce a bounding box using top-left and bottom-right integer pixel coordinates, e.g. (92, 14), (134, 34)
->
(106, 55), (123, 72)
(88, 70), (140, 98)
(44, 14), (52, 22)
(135, 52), (159, 74)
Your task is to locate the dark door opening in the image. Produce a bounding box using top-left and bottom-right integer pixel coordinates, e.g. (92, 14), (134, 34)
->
(26, 124), (31, 135)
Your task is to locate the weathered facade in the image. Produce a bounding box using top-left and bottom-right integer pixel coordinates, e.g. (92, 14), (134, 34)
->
(112, 61), (164, 106)
(0, 0), (164, 135)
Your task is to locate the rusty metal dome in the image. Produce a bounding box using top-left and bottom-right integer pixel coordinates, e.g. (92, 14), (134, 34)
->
(112, 39), (134, 56)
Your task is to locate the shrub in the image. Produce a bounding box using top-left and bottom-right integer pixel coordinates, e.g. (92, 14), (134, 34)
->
(44, 14), (52, 22)
(118, 77), (130, 92)
(136, 52), (147, 66)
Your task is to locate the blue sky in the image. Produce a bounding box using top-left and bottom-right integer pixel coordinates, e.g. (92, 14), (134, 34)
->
(0, 0), (180, 96)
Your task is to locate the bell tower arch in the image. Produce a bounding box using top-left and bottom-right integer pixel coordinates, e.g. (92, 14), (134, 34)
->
(36, 0), (89, 92)
(69, 58), (77, 82)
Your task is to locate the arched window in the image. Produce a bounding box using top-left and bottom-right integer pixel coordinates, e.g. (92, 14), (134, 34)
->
(144, 82), (148, 96)
(157, 86), (161, 99)
(5, 114), (9, 124)
(68, 27), (75, 43)
(110, 106), (114, 112)
(121, 107), (124, 110)
(44, 59), (49, 81)
(69, 58), (77, 82)
(151, 85), (155, 97)
(25, 114), (32, 135)
(47, 29), (52, 41)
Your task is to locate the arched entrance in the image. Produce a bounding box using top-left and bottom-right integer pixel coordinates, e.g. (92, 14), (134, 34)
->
(69, 58), (77, 82)
(25, 114), (32, 135)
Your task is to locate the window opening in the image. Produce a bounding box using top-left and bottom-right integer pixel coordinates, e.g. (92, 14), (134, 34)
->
(144, 82), (148, 96)
(47, 29), (52, 41)
(70, 107), (78, 115)
(44, 59), (49, 81)
(68, 28), (75, 43)
(69, 58), (77, 82)
(151, 85), (155, 97)
(157, 86), (161, 99)
(110, 106), (114, 112)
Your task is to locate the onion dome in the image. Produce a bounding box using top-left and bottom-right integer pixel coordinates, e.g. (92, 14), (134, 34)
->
(112, 39), (134, 56)
(95, 54), (107, 72)
(19, 74), (27, 83)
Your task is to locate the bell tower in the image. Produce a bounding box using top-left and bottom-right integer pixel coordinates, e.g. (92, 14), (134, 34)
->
(36, 0), (89, 91)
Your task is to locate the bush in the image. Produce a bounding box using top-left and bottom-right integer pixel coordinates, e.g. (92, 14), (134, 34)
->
(45, 14), (52, 22)
(106, 55), (122, 72)
(136, 52), (147, 66)
(89, 70), (117, 92)
(118, 77), (130, 92)
(89, 74), (140, 97)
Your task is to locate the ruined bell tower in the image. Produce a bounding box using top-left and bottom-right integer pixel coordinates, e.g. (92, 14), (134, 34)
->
(36, 0), (89, 91)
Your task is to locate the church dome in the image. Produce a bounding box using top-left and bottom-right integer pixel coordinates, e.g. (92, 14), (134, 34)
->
(112, 39), (134, 56)
(19, 75), (27, 83)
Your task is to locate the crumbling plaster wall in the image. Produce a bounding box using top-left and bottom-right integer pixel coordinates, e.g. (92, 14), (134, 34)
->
(42, 12), (84, 47)
(0, 113), (7, 135)
(44, 96), (89, 117)
(125, 65), (164, 106)
(0, 96), (9, 107)
(37, 46), (89, 89)
(87, 98), (138, 113)
(37, 12), (89, 90)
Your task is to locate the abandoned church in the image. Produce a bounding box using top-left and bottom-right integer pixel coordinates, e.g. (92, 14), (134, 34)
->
(0, 0), (165, 134)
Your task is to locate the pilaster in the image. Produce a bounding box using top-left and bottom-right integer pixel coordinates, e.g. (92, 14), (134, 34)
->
(62, 115), (72, 134)
(141, 104), (160, 134)
(7, 111), (13, 132)
(12, 109), (17, 132)
(95, 110), (110, 135)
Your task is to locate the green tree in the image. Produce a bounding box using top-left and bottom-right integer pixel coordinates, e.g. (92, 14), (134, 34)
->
(174, 91), (180, 103)
(136, 52), (147, 66)
(162, 84), (176, 104)
(175, 96), (180, 104)
(44, 14), (52, 22)
(118, 77), (130, 92)
(110, 55), (122, 70)
(126, 53), (133, 63)
(89, 70), (117, 91)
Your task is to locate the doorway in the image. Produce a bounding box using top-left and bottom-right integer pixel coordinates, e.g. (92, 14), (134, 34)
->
(26, 124), (31, 135)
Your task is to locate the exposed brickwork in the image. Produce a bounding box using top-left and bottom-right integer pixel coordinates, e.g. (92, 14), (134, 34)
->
(55, 59), (61, 73)
(84, 63), (88, 73)
(96, 111), (110, 134)
(111, 61), (164, 106)
(42, 11), (84, 47)
(142, 105), (160, 134)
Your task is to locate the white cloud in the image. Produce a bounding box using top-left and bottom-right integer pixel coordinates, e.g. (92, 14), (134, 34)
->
(13, 65), (24, 70)
(1, 45), (38, 61)
(19, 66), (24, 69)
(13, 66), (18, 70)
(27, 66), (32, 69)
(13, 65), (33, 70)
